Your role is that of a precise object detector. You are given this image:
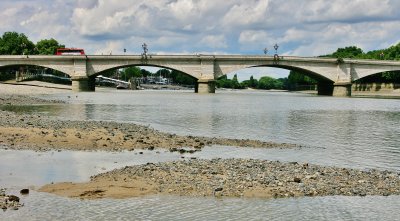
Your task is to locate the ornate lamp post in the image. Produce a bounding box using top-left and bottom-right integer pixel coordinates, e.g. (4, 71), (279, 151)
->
(21, 43), (26, 55)
(142, 43), (148, 56)
(273, 43), (279, 55)
(263, 48), (268, 55)
(141, 43), (149, 63)
(273, 43), (280, 61)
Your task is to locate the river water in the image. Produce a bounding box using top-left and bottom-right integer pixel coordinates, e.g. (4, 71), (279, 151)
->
(1, 89), (400, 220)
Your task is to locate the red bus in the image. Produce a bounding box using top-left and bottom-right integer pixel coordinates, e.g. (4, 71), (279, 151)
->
(56, 48), (85, 55)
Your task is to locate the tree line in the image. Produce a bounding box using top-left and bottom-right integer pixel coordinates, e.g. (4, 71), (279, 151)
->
(216, 74), (289, 90)
(0, 32), (64, 55)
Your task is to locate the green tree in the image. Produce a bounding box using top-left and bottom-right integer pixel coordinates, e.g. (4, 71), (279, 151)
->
(288, 70), (317, 85)
(249, 75), (258, 88)
(242, 75), (259, 88)
(155, 69), (171, 78)
(36, 38), (64, 55)
(257, 76), (278, 89)
(277, 78), (289, 89)
(216, 75), (233, 88)
(121, 66), (142, 80)
(323, 46), (364, 59)
(231, 74), (242, 89)
(0, 32), (35, 55)
(140, 69), (152, 77)
(170, 70), (196, 85)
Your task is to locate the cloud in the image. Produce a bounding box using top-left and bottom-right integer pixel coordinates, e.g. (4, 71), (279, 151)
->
(200, 35), (228, 49)
(222, 0), (270, 28)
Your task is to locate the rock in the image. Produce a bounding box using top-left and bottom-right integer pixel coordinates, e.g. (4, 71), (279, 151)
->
(294, 177), (301, 183)
(7, 195), (19, 202)
(214, 187), (223, 192)
(20, 189), (29, 195)
(0, 189), (5, 196)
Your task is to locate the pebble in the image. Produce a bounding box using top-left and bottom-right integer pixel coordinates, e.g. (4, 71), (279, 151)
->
(0, 189), (24, 211)
(20, 189), (29, 195)
(91, 158), (400, 199)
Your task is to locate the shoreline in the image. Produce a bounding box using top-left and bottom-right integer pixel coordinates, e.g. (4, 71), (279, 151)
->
(0, 82), (297, 152)
(0, 110), (297, 152)
(1, 82), (399, 201)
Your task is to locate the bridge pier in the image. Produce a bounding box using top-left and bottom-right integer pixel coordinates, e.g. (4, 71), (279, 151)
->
(317, 82), (352, 97)
(317, 82), (334, 96)
(71, 76), (95, 92)
(196, 79), (216, 94)
(333, 82), (352, 97)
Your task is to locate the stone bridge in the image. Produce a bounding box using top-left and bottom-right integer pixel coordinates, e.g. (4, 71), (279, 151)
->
(1, 55), (400, 96)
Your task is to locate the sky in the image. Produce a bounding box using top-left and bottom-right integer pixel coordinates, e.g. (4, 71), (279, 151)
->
(1, 0), (399, 80)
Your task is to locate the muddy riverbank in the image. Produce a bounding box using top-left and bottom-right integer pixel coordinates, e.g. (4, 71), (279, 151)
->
(0, 84), (297, 152)
(40, 158), (400, 200)
(0, 110), (297, 151)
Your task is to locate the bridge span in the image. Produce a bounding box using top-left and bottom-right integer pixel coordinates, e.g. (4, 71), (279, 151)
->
(1, 55), (400, 96)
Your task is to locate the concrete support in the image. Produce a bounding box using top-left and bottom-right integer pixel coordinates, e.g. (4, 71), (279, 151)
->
(88, 76), (96, 91)
(333, 83), (352, 97)
(15, 71), (21, 82)
(196, 79), (216, 94)
(71, 76), (95, 92)
(317, 82), (334, 96)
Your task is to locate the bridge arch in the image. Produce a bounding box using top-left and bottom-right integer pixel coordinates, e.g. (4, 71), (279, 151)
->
(352, 68), (400, 81)
(91, 64), (199, 91)
(219, 64), (336, 95)
(222, 64), (334, 83)
(0, 63), (71, 82)
(213, 57), (339, 83)
(0, 62), (71, 77)
(86, 56), (204, 80)
(92, 63), (196, 80)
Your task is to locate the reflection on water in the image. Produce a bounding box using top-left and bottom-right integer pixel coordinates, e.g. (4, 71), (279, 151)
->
(0, 148), (180, 187)
(2, 192), (400, 221)
(3, 90), (399, 171)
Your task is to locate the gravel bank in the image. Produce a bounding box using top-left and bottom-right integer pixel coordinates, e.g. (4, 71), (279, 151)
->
(0, 110), (296, 151)
(40, 158), (400, 199)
